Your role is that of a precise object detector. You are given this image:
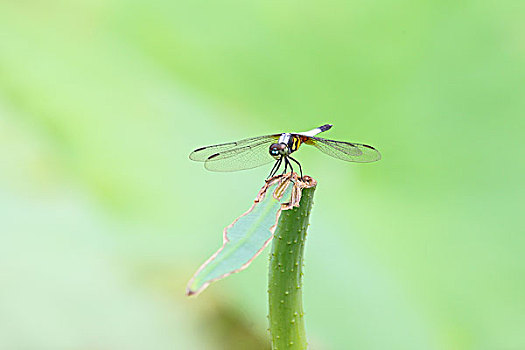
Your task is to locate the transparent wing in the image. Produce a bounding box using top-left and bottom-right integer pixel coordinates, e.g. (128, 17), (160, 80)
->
(189, 134), (279, 161)
(204, 139), (277, 172)
(306, 136), (381, 163)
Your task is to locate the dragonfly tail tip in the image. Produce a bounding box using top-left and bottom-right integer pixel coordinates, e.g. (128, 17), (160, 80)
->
(319, 124), (333, 132)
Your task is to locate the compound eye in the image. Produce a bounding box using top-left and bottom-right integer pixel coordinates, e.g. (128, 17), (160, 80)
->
(269, 144), (279, 155)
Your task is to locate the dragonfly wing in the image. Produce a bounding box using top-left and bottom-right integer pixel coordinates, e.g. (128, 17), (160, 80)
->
(189, 134), (279, 161)
(204, 139), (277, 172)
(306, 136), (381, 163)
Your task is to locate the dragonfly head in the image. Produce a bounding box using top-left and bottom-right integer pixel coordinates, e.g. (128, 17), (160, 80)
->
(269, 143), (289, 159)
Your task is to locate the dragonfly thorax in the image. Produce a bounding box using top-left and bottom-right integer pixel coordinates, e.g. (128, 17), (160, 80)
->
(270, 133), (303, 159)
(269, 143), (289, 159)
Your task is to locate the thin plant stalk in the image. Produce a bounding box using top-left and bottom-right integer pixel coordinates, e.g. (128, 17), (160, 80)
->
(268, 185), (316, 349)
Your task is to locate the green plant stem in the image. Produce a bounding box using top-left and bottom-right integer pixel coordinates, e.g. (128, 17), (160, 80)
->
(268, 186), (316, 350)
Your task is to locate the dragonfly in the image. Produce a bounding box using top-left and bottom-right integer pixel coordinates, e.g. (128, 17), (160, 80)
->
(189, 124), (381, 178)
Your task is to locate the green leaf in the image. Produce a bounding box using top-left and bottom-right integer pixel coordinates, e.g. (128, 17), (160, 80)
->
(186, 175), (296, 296)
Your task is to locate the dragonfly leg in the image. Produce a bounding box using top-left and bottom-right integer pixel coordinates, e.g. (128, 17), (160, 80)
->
(283, 157), (294, 175)
(281, 157), (287, 175)
(268, 158), (282, 178)
(268, 160), (278, 178)
(274, 158), (283, 176)
(288, 156), (303, 179)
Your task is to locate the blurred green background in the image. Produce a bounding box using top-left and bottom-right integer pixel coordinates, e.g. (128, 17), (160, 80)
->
(1, 1), (524, 349)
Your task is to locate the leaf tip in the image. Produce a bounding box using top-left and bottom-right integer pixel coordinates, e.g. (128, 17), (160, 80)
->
(186, 287), (197, 297)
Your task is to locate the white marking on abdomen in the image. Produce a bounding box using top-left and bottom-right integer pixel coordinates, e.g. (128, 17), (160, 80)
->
(295, 124), (333, 137)
(297, 127), (321, 137)
(294, 124), (332, 136)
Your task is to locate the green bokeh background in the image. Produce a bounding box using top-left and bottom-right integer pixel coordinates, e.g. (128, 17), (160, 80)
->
(1, 1), (524, 349)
